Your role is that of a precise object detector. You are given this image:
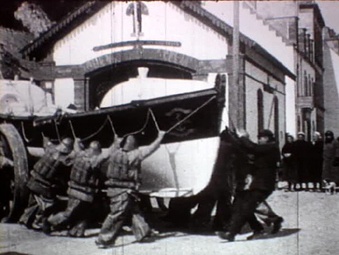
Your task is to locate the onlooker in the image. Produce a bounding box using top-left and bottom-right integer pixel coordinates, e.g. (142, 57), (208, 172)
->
(293, 132), (313, 190)
(282, 135), (297, 191)
(311, 132), (323, 191)
(322, 130), (339, 194)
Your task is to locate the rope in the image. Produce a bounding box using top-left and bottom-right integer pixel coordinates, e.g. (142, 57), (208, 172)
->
(69, 120), (76, 139)
(54, 119), (61, 142)
(51, 95), (214, 144)
(167, 95), (216, 134)
(81, 117), (109, 142)
(107, 115), (116, 135)
(21, 121), (32, 143)
(149, 108), (160, 132)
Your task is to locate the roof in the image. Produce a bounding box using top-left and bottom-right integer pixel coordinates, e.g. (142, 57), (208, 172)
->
(299, 2), (325, 28)
(173, 1), (295, 79)
(19, 1), (294, 79)
(0, 27), (33, 58)
(20, 1), (108, 60)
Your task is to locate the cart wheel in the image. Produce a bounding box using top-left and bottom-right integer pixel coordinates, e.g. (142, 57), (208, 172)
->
(0, 123), (29, 223)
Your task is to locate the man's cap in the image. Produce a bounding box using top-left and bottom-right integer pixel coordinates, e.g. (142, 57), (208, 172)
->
(325, 130), (334, 137)
(297, 131), (305, 136)
(258, 129), (274, 138)
(121, 135), (138, 151)
(89, 140), (102, 155)
(57, 137), (74, 154)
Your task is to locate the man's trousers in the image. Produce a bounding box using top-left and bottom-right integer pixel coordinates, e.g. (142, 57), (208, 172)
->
(97, 188), (150, 245)
(48, 196), (91, 237)
(228, 190), (271, 236)
(19, 193), (54, 230)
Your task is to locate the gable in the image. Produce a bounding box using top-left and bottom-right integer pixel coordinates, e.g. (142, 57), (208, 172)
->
(52, 1), (228, 66)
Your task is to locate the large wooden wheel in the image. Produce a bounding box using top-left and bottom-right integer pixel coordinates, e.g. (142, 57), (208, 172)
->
(0, 123), (29, 223)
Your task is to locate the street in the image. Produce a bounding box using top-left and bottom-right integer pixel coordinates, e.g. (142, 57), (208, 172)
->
(1, 189), (338, 255)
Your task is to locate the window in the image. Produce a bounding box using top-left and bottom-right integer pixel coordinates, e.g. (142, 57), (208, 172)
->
(257, 89), (264, 134)
(304, 71), (308, 96)
(274, 96), (279, 142)
(309, 77), (314, 96)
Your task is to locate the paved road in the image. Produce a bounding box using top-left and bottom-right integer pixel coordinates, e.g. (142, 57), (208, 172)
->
(0, 190), (338, 255)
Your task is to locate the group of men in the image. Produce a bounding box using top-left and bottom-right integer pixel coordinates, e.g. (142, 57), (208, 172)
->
(215, 128), (283, 241)
(163, 127), (284, 242)
(282, 130), (339, 193)
(19, 130), (165, 249)
(13, 124), (284, 247)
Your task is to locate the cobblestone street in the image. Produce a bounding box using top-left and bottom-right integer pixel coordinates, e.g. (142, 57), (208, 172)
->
(1, 189), (338, 255)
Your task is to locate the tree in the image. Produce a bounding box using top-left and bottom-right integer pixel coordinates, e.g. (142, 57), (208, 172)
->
(14, 1), (55, 38)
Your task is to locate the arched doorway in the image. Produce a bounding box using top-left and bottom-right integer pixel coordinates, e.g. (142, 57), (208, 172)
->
(81, 49), (200, 109)
(86, 60), (193, 108)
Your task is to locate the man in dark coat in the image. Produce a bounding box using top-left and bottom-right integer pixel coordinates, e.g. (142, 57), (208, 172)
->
(189, 133), (237, 232)
(311, 132), (323, 191)
(95, 130), (165, 249)
(19, 137), (74, 230)
(216, 129), (281, 242)
(293, 132), (313, 190)
(322, 130), (339, 193)
(282, 135), (297, 191)
(0, 153), (14, 220)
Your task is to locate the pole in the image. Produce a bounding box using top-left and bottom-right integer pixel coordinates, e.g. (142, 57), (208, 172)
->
(233, 1), (242, 129)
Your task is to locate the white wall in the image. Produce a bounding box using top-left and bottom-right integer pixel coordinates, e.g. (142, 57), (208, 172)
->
(204, 1), (296, 140)
(53, 1), (228, 66)
(245, 61), (286, 146)
(324, 46), (339, 135)
(285, 76), (296, 136)
(54, 78), (74, 108)
(204, 1), (295, 74)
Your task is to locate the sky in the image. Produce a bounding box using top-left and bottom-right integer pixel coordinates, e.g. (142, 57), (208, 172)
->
(317, 1), (339, 33)
(203, 1), (339, 34)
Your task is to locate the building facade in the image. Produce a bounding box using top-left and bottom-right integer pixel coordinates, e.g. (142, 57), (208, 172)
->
(241, 1), (325, 140)
(19, 1), (293, 146)
(323, 27), (339, 136)
(1, 1), (295, 194)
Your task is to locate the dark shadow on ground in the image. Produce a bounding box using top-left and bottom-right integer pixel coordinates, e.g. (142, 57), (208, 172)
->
(218, 228), (301, 243)
(0, 252), (31, 255)
(247, 228), (301, 241)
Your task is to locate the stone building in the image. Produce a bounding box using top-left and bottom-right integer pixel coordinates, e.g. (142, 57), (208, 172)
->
(2, 1), (294, 194)
(323, 27), (339, 136)
(19, 1), (294, 145)
(239, 1), (325, 140)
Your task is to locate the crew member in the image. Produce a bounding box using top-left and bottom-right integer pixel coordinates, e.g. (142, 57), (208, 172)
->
(95, 130), (165, 249)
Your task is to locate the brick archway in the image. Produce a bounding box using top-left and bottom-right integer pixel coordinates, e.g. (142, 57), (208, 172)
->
(82, 48), (199, 74)
(81, 49), (200, 109)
